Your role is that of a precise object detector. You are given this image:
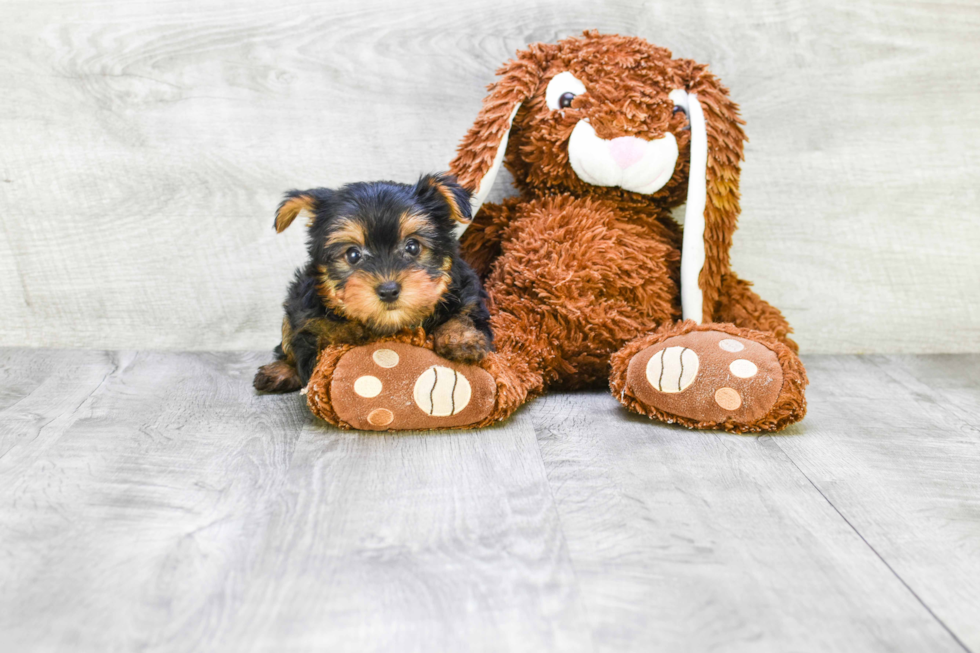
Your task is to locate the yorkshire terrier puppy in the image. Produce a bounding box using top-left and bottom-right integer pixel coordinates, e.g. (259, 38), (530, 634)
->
(254, 174), (493, 393)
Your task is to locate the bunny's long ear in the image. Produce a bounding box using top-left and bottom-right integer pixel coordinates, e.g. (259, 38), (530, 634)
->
(670, 61), (746, 324)
(448, 45), (551, 232)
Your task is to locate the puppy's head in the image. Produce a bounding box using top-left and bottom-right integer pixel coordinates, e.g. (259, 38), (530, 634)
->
(274, 174), (471, 335)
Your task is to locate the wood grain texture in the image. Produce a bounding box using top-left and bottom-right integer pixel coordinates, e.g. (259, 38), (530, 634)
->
(527, 389), (971, 653)
(773, 355), (980, 651)
(0, 349), (591, 653)
(0, 0), (978, 353)
(1, 350), (979, 650)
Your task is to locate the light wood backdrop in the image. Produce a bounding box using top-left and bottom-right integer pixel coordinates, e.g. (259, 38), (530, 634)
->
(1, 0), (978, 353)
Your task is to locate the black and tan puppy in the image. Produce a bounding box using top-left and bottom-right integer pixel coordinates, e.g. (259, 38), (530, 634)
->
(254, 174), (493, 393)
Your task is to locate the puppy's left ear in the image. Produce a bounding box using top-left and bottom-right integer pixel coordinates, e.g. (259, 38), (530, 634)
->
(274, 188), (332, 233)
(414, 174), (473, 230)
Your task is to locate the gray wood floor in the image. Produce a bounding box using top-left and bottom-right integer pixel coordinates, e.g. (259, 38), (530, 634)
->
(0, 350), (978, 653)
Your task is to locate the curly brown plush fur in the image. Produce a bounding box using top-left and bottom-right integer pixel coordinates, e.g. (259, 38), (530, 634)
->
(305, 31), (807, 434)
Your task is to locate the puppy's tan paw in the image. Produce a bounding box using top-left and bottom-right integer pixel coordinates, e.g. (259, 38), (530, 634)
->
(433, 319), (491, 364)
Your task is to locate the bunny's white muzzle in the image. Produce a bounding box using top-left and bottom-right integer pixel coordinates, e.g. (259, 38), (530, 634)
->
(567, 121), (679, 195)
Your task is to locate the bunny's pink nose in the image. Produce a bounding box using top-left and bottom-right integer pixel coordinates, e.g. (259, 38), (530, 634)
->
(608, 136), (648, 169)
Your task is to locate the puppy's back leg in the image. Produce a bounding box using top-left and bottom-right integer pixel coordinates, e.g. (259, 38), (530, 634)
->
(254, 344), (303, 393)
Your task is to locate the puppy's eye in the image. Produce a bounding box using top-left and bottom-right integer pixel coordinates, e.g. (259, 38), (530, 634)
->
(345, 247), (362, 265)
(546, 71), (587, 111)
(673, 105), (687, 116)
(404, 238), (421, 257)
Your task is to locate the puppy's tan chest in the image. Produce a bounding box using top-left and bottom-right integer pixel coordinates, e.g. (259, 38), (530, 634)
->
(302, 317), (373, 348)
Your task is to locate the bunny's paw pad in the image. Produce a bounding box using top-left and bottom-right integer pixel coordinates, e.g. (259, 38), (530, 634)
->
(627, 330), (784, 428)
(330, 342), (496, 431)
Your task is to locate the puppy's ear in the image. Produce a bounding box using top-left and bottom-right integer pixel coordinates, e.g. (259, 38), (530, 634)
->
(274, 188), (332, 233)
(414, 173), (473, 227)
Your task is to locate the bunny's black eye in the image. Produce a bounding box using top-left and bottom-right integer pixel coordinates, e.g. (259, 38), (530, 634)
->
(672, 104), (690, 130)
(546, 72), (587, 111)
(404, 239), (421, 257)
(345, 247), (362, 265)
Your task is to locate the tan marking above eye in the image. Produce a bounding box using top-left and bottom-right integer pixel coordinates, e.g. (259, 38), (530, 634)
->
(399, 212), (432, 241)
(324, 220), (366, 248)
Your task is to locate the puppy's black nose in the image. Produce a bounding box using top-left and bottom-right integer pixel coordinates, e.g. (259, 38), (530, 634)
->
(376, 281), (401, 303)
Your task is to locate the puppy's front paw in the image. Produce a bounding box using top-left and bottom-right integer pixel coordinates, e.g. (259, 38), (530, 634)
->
(254, 361), (303, 393)
(433, 318), (491, 364)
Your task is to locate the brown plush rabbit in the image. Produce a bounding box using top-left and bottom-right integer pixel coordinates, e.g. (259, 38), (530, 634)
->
(304, 31), (807, 433)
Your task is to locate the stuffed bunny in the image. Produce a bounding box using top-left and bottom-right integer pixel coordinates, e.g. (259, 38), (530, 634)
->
(305, 31), (807, 433)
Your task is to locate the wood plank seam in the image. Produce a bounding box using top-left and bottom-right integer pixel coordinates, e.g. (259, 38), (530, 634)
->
(528, 418), (602, 653)
(768, 436), (973, 653)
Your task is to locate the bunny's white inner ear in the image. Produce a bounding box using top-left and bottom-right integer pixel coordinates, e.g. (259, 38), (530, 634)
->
(455, 103), (522, 239)
(671, 89), (708, 324)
